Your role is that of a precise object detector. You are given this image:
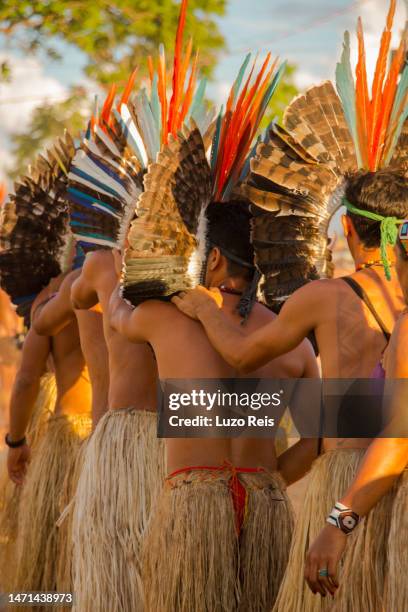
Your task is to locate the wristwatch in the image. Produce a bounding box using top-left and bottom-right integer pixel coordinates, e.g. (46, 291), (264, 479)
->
(5, 433), (27, 448)
(327, 502), (360, 535)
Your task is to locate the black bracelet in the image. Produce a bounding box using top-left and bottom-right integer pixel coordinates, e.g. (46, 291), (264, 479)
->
(5, 433), (27, 448)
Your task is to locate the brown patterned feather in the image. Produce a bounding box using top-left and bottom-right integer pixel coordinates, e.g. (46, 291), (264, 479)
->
(122, 126), (212, 305)
(0, 134), (75, 322)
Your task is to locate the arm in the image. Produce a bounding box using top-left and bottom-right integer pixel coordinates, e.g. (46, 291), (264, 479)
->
(305, 317), (408, 597)
(109, 284), (151, 343)
(33, 270), (79, 336)
(71, 258), (99, 310)
(7, 328), (50, 484)
(278, 341), (320, 484)
(172, 283), (320, 373)
(278, 438), (319, 486)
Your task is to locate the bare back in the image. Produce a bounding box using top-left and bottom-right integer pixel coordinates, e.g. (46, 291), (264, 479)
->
(85, 251), (158, 411)
(143, 294), (315, 472)
(311, 269), (404, 451)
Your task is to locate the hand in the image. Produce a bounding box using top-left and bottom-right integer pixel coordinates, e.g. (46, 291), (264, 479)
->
(171, 286), (223, 320)
(7, 444), (31, 485)
(304, 523), (346, 597)
(112, 249), (123, 278)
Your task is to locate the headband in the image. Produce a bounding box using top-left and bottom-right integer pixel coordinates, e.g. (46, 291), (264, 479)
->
(343, 197), (404, 280)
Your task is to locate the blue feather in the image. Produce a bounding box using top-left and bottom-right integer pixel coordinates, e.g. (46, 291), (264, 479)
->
(188, 78), (207, 123)
(133, 89), (161, 161)
(232, 54), (251, 102)
(335, 31), (362, 167)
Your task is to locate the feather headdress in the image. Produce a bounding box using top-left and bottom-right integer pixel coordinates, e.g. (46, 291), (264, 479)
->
(239, 0), (408, 310)
(121, 53), (286, 306)
(67, 0), (212, 256)
(0, 134), (75, 323)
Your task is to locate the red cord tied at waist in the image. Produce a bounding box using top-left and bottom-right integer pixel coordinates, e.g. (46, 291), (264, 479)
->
(166, 461), (266, 535)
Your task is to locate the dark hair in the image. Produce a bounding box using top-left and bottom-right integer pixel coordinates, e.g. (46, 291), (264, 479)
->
(345, 169), (408, 248)
(205, 200), (255, 281)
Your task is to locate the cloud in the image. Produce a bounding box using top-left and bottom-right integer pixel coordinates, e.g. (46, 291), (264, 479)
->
(0, 52), (67, 135)
(0, 51), (67, 182)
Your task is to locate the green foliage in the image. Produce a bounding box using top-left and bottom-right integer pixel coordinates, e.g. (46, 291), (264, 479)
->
(9, 87), (89, 178)
(0, 0), (226, 83)
(0, 61), (11, 82)
(261, 63), (299, 127)
(0, 0), (226, 178)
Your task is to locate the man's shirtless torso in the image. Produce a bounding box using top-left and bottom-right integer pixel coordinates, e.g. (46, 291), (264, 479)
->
(32, 284), (91, 417)
(127, 293), (317, 473)
(71, 250), (158, 412)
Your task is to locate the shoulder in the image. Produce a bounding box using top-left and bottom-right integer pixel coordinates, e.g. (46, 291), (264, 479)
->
(84, 249), (112, 268)
(81, 249), (114, 280)
(135, 299), (178, 319)
(390, 311), (408, 346)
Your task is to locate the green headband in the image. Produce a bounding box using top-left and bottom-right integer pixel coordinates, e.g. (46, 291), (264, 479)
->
(343, 197), (404, 281)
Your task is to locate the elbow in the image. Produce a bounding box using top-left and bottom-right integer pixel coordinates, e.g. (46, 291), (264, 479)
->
(32, 318), (49, 337)
(14, 374), (39, 393)
(232, 344), (255, 374)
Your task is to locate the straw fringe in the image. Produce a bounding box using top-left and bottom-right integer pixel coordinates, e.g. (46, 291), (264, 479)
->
(143, 469), (293, 612)
(331, 474), (397, 612)
(384, 470), (408, 611)
(55, 437), (90, 597)
(12, 411), (91, 597)
(273, 449), (365, 612)
(274, 448), (394, 612)
(239, 471), (294, 611)
(143, 470), (239, 612)
(72, 408), (165, 612)
(0, 373), (56, 592)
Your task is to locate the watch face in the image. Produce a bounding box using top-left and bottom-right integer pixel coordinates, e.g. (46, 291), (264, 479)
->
(339, 510), (359, 534)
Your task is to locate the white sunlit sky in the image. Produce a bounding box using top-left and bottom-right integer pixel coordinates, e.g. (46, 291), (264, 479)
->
(0, 0), (407, 183)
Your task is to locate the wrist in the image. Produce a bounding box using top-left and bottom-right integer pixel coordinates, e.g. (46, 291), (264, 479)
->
(326, 501), (360, 535)
(5, 433), (27, 448)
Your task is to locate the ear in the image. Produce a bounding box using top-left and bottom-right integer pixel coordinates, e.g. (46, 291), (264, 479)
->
(341, 214), (353, 237)
(207, 246), (222, 271)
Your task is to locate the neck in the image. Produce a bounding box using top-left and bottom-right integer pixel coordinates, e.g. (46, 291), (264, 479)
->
(213, 276), (248, 293)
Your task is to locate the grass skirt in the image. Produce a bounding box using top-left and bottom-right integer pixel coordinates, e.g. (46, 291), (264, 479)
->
(0, 373), (56, 592)
(143, 468), (294, 612)
(12, 411), (91, 596)
(384, 470), (408, 611)
(273, 449), (395, 612)
(72, 408), (165, 612)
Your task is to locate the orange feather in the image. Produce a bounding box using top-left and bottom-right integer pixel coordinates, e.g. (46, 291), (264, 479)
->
(0, 183), (6, 205)
(168, 0), (189, 134)
(369, 0), (396, 158)
(100, 84), (117, 129)
(158, 47), (168, 143)
(147, 56), (155, 85)
(118, 68), (138, 110)
(355, 18), (371, 168)
(179, 50), (198, 128)
(372, 36), (406, 169)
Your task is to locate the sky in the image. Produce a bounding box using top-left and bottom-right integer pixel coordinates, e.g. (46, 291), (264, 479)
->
(0, 0), (407, 180)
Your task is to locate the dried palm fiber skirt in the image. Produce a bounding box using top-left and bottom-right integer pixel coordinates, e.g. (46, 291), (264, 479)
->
(72, 407), (165, 612)
(12, 410), (91, 600)
(384, 469), (408, 612)
(273, 449), (397, 612)
(143, 464), (294, 612)
(0, 373), (56, 592)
